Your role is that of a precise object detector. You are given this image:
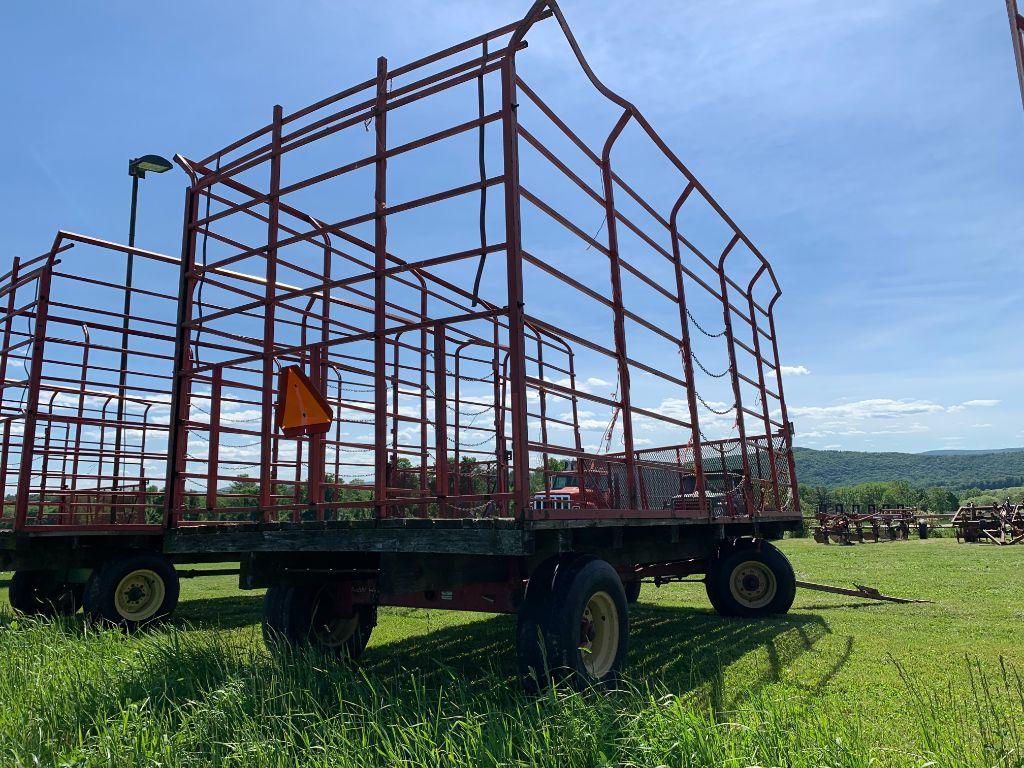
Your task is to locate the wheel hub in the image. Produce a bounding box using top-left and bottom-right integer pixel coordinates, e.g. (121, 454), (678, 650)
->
(728, 560), (778, 609)
(578, 590), (619, 678)
(311, 590), (360, 649)
(114, 569), (165, 621)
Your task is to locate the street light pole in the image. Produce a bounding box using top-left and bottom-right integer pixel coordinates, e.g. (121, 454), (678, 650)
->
(112, 155), (172, 511)
(1008, 0), (1024, 113)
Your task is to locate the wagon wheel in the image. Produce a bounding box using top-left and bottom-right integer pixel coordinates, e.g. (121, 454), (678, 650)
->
(516, 555), (628, 691)
(705, 541), (796, 618)
(8, 571), (83, 617)
(263, 583), (376, 660)
(82, 553), (179, 630)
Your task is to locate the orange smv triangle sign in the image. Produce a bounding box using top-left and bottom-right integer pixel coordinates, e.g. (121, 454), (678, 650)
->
(274, 365), (333, 438)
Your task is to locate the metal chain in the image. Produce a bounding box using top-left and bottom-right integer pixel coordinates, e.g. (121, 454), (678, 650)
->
(448, 433), (494, 448)
(691, 352), (730, 379)
(687, 308), (726, 339)
(191, 432), (262, 449)
(444, 369), (493, 383)
(190, 403), (263, 423)
(446, 401), (492, 417)
(696, 391), (735, 416)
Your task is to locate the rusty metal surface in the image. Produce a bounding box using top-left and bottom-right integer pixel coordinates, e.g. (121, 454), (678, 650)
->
(812, 505), (919, 545)
(1, 2), (799, 533)
(951, 502), (1024, 545)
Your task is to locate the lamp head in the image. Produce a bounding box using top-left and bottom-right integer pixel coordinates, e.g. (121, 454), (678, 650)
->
(129, 154), (173, 179)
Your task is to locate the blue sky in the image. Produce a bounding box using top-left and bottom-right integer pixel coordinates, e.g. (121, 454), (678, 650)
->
(1, 0), (1021, 455)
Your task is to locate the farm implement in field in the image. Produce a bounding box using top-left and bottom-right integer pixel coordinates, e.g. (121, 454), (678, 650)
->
(951, 502), (1024, 545)
(1, 1), (804, 689)
(812, 505), (920, 545)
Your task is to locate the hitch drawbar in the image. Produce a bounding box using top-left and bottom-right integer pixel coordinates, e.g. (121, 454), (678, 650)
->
(796, 580), (930, 604)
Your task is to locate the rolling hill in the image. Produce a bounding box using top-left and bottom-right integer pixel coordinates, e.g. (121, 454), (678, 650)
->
(793, 447), (1024, 490)
(919, 447), (1024, 456)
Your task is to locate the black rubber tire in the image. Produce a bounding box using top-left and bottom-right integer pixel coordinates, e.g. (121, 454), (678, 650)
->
(83, 553), (179, 630)
(8, 571), (82, 617)
(705, 541), (796, 618)
(516, 555), (566, 691)
(263, 583), (376, 660)
(623, 580), (642, 604)
(517, 555), (629, 691)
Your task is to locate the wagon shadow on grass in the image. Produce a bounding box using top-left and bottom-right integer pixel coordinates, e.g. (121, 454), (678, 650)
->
(159, 585), (831, 700)
(157, 590), (834, 703)
(361, 603), (831, 703)
(171, 594), (267, 630)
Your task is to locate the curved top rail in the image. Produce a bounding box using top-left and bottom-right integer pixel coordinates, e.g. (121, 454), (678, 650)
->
(509, 1), (782, 305)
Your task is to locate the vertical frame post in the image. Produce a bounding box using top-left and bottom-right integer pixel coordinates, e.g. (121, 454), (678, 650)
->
(205, 366), (222, 512)
(716, 234), (754, 516)
(746, 267), (781, 512)
(14, 255), (54, 531)
(0, 257), (20, 409)
(669, 185), (707, 514)
(768, 295), (799, 512)
(433, 324), (448, 517)
(308, 343), (325, 518)
(500, 55), (531, 519)
(0, 260), (19, 520)
(258, 105), (284, 519)
(165, 182), (200, 529)
(373, 56), (390, 520)
(1007, 0), (1024, 112)
(599, 110), (639, 510)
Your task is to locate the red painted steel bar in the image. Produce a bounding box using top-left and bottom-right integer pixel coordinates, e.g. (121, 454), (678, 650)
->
(433, 324), (449, 517)
(0, 2), (799, 533)
(13, 246), (55, 530)
(499, 54), (532, 519)
(373, 56), (390, 521)
(599, 110), (639, 510)
(258, 106), (283, 518)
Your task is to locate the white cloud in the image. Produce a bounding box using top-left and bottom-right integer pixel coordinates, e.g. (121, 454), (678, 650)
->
(586, 377), (613, 388)
(970, 423), (992, 429)
(780, 365), (810, 376)
(790, 398), (944, 421)
(869, 423), (929, 435)
(947, 399), (1001, 412)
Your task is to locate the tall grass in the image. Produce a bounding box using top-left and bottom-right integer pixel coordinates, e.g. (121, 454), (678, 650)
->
(0, 615), (1021, 767)
(897, 655), (1024, 767)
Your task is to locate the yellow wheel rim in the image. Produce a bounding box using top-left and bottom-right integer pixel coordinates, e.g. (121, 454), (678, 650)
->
(312, 592), (359, 648)
(579, 591), (619, 678)
(315, 613), (359, 648)
(114, 569), (165, 622)
(728, 560), (777, 609)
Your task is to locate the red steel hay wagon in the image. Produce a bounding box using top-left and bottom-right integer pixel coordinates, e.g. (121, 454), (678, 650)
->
(1, 2), (800, 688)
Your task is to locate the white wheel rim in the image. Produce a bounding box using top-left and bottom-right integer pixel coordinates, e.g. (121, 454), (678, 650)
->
(728, 560), (777, 609)
(114, 569), (165, 621)
(579, 590), (619, 678)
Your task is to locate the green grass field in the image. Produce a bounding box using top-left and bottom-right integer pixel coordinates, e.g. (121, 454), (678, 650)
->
(1, 538), (1022, 767)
